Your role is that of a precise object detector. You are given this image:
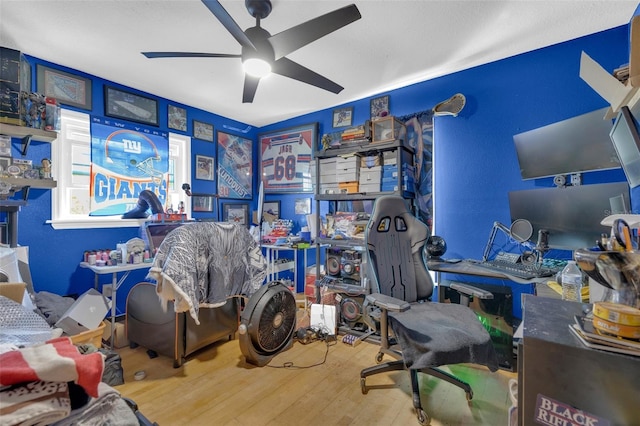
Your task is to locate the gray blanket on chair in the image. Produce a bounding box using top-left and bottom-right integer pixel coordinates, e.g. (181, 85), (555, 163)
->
(388, 302), (499, 372)
(147, 222), (266, 325)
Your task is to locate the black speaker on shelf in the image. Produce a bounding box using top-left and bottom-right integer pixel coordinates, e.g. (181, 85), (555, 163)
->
(326, 247), (342, 277)
(340, 296), (364, 327)
(340, 249), (362, 283)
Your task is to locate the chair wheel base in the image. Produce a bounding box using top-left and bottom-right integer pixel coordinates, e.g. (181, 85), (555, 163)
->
(375, 352), (384, 363)
(416, 408), (430, 425)
(360, 378), (368, 394)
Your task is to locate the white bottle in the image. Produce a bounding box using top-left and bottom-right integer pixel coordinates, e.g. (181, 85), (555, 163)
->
(561, 260), (582, 302)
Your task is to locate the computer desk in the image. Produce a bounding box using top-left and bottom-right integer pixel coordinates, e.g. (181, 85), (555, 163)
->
(426, 258), (550, 319)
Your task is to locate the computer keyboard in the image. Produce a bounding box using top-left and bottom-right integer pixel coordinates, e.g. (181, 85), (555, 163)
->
(476, 259), (556, 280)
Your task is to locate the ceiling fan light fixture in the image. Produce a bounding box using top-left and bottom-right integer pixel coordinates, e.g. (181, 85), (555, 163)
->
(243, 57), (271, 78)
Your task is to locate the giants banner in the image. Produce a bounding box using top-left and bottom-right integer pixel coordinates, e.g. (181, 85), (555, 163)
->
(90, 117), (169, 216)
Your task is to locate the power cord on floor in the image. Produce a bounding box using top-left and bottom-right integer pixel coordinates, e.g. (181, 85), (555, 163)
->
(267, 326), (337, 369)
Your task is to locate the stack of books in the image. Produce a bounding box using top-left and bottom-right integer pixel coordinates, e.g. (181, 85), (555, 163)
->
(569, 315), (640, 357)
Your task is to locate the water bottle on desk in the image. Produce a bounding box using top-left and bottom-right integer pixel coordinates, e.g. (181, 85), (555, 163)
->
(561, 260), (582, 302)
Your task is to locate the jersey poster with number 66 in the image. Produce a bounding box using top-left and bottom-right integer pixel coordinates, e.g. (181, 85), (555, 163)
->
(260, 123), (317, 193)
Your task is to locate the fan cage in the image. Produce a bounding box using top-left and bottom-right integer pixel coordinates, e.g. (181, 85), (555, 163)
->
(252, 287), (296, 353)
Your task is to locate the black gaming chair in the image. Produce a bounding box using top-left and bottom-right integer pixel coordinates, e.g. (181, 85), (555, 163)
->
(360, 195), (498, 425)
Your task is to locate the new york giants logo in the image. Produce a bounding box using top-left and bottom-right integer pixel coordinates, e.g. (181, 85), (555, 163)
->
(122, 138), (142, 154)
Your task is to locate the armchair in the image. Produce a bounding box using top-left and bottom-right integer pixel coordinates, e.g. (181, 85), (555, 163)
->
(360, 195), (499, 425)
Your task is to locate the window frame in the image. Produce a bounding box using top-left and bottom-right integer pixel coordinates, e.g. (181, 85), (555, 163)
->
(49, 109), (191, 229)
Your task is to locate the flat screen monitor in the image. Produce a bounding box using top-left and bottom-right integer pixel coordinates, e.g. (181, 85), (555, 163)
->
(142, 222), (185, 253)
(609, 106), (640, 188)
(513, 107), (621, 180)
(508, 182), (630, 250)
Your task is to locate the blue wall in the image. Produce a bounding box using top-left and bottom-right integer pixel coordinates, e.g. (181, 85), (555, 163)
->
(7, 24), (632, 316)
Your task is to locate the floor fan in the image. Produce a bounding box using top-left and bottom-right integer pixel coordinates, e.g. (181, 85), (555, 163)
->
(239, 280), (297, 366)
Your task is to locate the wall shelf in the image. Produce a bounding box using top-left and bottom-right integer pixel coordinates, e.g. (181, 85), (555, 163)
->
(0, 123), (58, 155)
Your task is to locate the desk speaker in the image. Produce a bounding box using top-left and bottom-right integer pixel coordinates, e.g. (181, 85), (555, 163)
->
(326, 248), (342, 277)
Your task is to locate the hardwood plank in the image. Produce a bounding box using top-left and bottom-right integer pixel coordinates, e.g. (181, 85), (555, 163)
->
(115, 336), (516, 425)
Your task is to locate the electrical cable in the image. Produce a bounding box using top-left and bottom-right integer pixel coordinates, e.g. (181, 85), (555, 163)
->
(266, 334), (336, 369)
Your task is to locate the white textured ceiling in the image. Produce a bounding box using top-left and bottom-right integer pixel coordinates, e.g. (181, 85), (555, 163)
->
(1, 0), (637, 127)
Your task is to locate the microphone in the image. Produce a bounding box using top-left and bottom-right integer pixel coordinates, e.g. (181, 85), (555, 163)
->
(536, 229), (549, 251)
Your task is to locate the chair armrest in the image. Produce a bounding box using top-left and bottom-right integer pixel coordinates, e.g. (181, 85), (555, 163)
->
(450, 282), (494, 300)
(365, 293), (410, 312)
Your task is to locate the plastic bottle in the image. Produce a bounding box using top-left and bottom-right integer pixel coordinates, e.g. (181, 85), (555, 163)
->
(561, 260), (582, 302)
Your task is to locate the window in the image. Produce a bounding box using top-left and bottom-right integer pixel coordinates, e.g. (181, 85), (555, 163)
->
(50, 109), (191, 229)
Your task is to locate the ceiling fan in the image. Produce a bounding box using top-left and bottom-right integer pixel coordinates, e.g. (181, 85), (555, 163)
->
(142, 0), (361, 103)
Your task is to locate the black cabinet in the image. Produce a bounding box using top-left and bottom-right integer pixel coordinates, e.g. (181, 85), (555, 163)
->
(518, 295), (640, 425)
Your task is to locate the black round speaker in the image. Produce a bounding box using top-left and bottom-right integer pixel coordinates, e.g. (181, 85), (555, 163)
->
(340, 297), (362, 322)
(426, 235), (447, 258)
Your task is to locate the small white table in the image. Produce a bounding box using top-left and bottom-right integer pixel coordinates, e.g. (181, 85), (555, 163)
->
(79, 262), (151, 348)
(261, 244), (315, 293)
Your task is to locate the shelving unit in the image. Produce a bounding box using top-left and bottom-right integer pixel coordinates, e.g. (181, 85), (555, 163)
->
(0, 123), (58, 246)
(312, 139), (416, 321)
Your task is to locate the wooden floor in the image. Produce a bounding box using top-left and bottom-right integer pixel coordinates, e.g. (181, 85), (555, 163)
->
(115, 334), (517, 426)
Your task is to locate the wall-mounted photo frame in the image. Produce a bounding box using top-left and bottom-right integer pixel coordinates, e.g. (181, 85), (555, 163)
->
(0, 156), (12, 174)
(193, 120), (214, 142)
(104, 85), (159, 126)
(36, 64), (92, 110)
(223, 203), (249, 227)
(195, 155), (215, 181)
(259, 122), (317, 194)
(370, 95), (390, 119)
(332, 107), (353, 128)
(217, 131), (252, 199)
(168, 105), (187, 131)
(262, 200), (280, 219)
(192, 194), (215, 212)
(295, 198), (311, 215)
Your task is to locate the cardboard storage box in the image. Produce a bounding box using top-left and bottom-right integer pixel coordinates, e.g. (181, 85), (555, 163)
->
(55, 289), (110, 336)
(102, 320), (129, 349)
(320, 183), (341, 194)
(359, 166), (382, 184)
(336, 155), (359, 170)
(0, 282), (26, 304)
(338, 181), (359, 193)
(361, 154), (381, 168)
(71, 320), (106, 347)
(360, 182), (381, 192)
(337, 170), (359, 182)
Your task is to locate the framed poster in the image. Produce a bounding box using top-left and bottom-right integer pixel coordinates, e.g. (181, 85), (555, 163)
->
(223, 203), (249, 227)
(168, 105), (187, 131)
(259, 122), (316, 194)
(195, 155), (215, 181)
(332, 107), (353, 128)
(192, 194), (215, 212)
(217, 131), (252, 199)
(370, 95), (390, 118)
(36, 64), (92, 110)
(193, 120), (214, 142)
(104, 85), (159, 126)
(295, 198), (311, 215)
(262, 200), (280, 219)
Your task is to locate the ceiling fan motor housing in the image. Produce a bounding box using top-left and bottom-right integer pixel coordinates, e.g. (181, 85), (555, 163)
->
(246, 0), (272, 19)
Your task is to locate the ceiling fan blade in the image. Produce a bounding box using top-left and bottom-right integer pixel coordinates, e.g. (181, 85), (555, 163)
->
(268, 4), (361, 60)
(201, 0), (256, 50)
(243, 75), (261, 103)
(142, 52), (241, 59)
(272, 57), (343, 94)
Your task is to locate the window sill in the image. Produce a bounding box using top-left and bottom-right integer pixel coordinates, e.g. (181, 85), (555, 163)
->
(48, 217), (148, 230)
